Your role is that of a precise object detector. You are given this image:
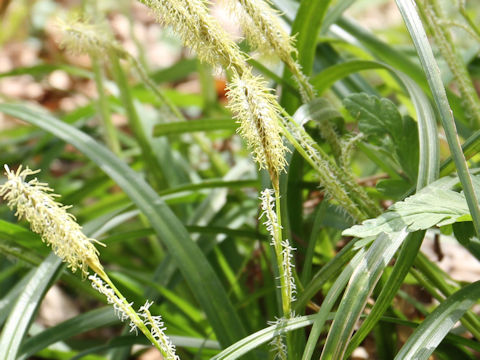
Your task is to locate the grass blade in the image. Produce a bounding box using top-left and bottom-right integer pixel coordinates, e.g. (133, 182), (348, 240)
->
(345, 231), (425, 357)
(211, 315), (317, 360)
(395, 0), (480, 236)
(19, 307), (118, 360)
(394, 281), (480, 360)
(0, 253), (63, 360)
(320, 230), (409, 360)
(153, 118), (236, 136)
(0, 103), (249, 349)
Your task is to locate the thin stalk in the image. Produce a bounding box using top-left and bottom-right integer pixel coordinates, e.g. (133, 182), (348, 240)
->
(277, 119), (365, 222)
(129, 54), (229, 176)
(280, 109), (381, 219)
(458, 0), (480, 39)
(92, 57), (121, 155)
(273, 181), (291, 318)
(129, 55), (184, 121)
(100, 273), (173, 357)
(396, 0), (480, 237)
(108, 51), (165, 189)
(417, 0), (480, 128)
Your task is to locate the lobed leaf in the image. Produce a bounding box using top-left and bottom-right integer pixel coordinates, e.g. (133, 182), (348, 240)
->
(343, 176), (474, 238)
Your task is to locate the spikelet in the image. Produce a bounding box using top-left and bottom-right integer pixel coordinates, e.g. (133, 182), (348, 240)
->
(89, 274), (140, 333)
(139, 0), (247, 73)
(140, 301), (180, 360)
(260, 189), (296, 316)
(267, 317), (288, 360)
(227, 70), (288, 176)
(225, 0), (294, 58)
(56, 14), (122, 57)
(269, 334), (287, 360)
(0, 165), (104, 276)
(226, 0), (314, 100)
(280, 239), (296, 302)
(260, 188), (281, 241)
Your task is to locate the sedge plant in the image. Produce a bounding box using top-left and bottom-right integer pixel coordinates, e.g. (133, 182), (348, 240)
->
(0, 165), (179, 360)
(1, 0), (480, 359)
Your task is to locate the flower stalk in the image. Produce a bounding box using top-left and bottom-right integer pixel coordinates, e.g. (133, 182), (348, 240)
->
(416, 0), (480, 127)
(0, 166), (179, 359)
(260, 188), (295, 318)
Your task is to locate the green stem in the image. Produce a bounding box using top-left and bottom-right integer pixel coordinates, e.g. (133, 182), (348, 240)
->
(92, 57), (121, 155)
(99, 273), (171, 357)
(458, 0), (480, 39)
(269, 180), (291, 318)
(109, 51), (165, 189)
(417, 0), (480, 128)
(128, 54), (229, 176)
(397, 0), (480, 237)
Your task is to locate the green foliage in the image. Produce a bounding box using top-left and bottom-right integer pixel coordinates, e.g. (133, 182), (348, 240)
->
(1, 0), (480, 359)
(343, 175), (475, 238)
(344, 93), (419, 181)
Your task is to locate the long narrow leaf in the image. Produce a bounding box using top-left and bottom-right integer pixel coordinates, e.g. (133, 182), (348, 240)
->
(302, 248), (366, 360)
(345, 231), (425, 357)
(19, 307), (118, 360)
(319, 230), (409, 360)
(211, 315), (317, 360)
(394, 281), (480, 360)
(0, 103), (248, 349)
(395, 0), (480, 235)
(0, 253), (63, 360)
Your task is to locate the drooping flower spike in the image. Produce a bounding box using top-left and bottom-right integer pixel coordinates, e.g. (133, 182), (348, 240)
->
(0, 165), (104, 277)
(227, 70), (289, 178)
(224, 0), (314, 101)
(139, 0), (247, 73)
(56, 14), (123, 57)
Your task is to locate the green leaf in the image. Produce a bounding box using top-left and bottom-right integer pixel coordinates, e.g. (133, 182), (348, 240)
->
(343, 176), (473, 238)
(453, 221), (476, 246)
(281, 0), (333, 111)
(0, 253), (63, 360)
(0, 219), (43, 250)
(345, 94), (403, 139)
(344, 93), (419, 180)
(319, 230), (409, 360)
(396, 0), (480, 236)
(19, 307), (118, 360)
(153, 118), (237, 136)
(311, 58), (439, 188)
(376, 179), (412, 200)
(0, 103), (248, 350)
(345, 231), (425, 357)
(0, 63), (92, 79)
(211, 315), (317, 360)
(293, 97), (344, 130)
(302, 247), (367, 360)
(394, 281), (480, 360)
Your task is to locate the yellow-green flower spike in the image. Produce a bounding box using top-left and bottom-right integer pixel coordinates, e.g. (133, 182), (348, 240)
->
(0, 165), (104, 277)
(226, 0), (314, 101)
(227, 70), (288, 177)
(56, 15), (122, 57)
(226, 0), (294, 58)
(139, 0), (247, 73)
